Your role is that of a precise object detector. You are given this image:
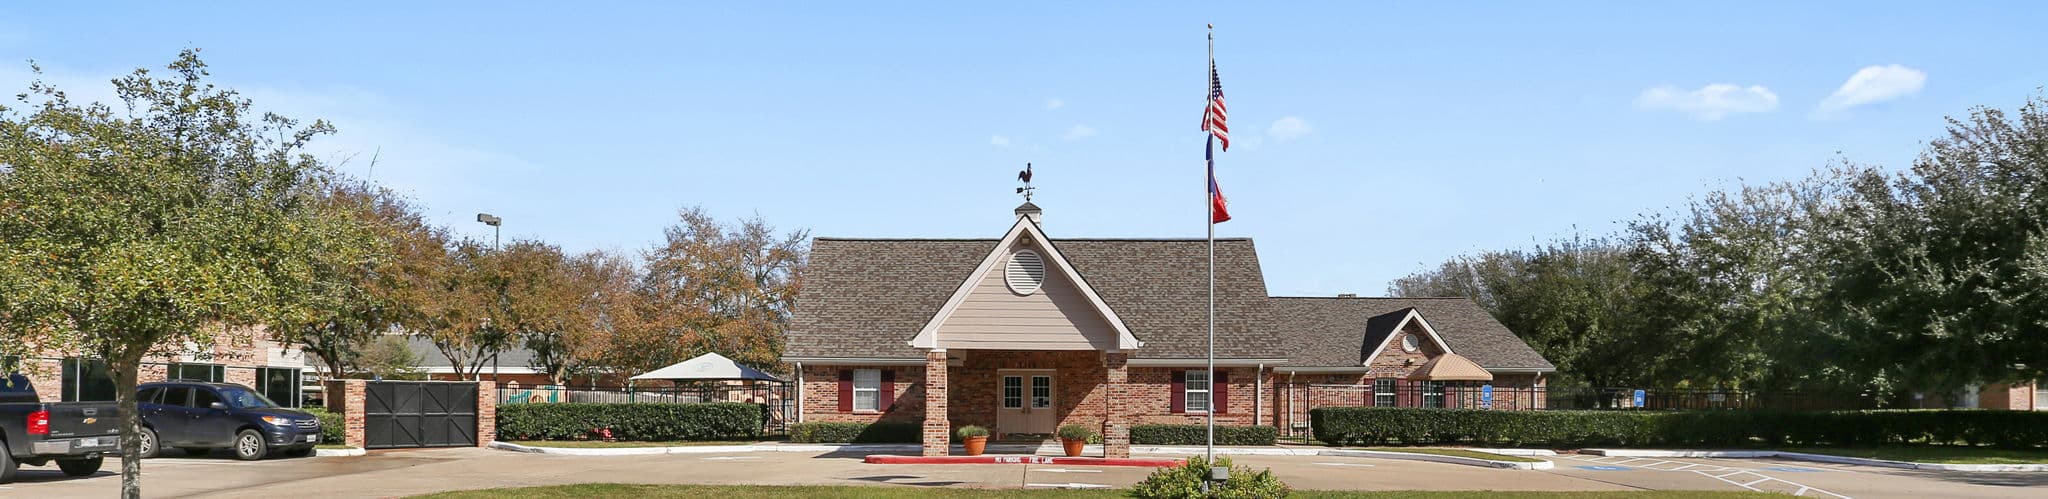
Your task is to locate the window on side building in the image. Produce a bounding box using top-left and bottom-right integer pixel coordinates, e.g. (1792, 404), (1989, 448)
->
(61, 358), (118, 402)
(256, 367), (303, 408)
(1373, 378), (1397, 407)
(1184, 370), (1211, 413)
(169, 362), (225, 383)
(1422, 381), (1446, 408)
(851, 369), (881, 412)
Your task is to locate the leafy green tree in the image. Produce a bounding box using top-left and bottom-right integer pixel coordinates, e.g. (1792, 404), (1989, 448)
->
(267, 181), (407, 380)
(615, 208), (806, 375)
(0, 51), (343, 498)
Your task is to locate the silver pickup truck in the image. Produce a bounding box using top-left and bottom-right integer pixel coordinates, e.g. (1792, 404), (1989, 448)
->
(2, 374), (122, 483)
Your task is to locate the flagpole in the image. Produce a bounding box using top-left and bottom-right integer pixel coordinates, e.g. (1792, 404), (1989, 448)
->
(1203, 23), (1217, 479)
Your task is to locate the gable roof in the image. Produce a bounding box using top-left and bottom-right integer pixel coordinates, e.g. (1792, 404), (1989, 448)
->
(908, 218), (1142, 351)
(786, 237), (1280, 360)
(1358, 308), (1457, 364)
(1270, 297), (1555, 371)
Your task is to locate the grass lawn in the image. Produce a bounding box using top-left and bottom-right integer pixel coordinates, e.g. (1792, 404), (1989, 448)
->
(1352, 447), (1546, 463)
(507, 440), (781, 448)
(1772, 446), (2048, 464)
(411, 483), (1773, 498)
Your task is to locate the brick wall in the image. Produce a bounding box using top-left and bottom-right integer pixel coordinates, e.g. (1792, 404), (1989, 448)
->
(476, 381), (497, 446)
(799, 364), (928, 423)
(1979, 382), (2036, 411)
(18, 326), (311, 402)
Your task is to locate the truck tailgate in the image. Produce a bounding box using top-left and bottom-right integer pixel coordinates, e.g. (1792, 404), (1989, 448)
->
(43, 402), (123, 438)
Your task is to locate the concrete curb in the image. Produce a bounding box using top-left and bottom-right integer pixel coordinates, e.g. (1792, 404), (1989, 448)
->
(1581, 449), (2048, 472)
(313, 447), (366, 457)
(1321, 449), (1553, 470)
(864, 455), (1180, 467)
(1467, 448), (1558, 457)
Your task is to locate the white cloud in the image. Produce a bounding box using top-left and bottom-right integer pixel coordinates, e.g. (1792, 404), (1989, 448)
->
(1266, 117), (1313, 141)
(1634, 83), (1779, 121)
(1044, 98), (1064, 110)
(989, 135), (1012, 147)
(1059, 124), (1096, 141)
(1816, 64), (1926, 116)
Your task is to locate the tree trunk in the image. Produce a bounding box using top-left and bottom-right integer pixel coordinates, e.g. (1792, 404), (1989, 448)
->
(113, 352), (144, 499)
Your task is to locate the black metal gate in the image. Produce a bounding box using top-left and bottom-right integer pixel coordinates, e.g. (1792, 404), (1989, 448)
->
(364, 381), (478, 449)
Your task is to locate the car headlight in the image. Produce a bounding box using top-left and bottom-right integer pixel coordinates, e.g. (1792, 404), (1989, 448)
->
(261, 416), (288, 425)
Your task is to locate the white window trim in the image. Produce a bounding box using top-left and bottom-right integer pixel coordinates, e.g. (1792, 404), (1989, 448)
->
(1374, 378), (1396, 407)
(1002, 375), (1024, 409)
(852, 369), (881, 412)
(1184, 370), (1212, 414)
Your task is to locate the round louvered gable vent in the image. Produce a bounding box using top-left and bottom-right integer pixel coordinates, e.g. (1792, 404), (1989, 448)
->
(1005, 250), (1046, 295)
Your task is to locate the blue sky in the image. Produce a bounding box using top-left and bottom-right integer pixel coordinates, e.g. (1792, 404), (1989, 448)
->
(4, 2), (2045, 296)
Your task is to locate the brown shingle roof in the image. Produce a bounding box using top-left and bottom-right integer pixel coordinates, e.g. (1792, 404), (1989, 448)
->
(1269, 297), (1556, 371)
(786, 237), (1281, 360)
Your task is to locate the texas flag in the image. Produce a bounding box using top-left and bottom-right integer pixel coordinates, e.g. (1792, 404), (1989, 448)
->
(1206, 137), (1231, 224)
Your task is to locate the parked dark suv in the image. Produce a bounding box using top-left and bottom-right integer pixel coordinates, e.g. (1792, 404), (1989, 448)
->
(135, 381), (320, 460)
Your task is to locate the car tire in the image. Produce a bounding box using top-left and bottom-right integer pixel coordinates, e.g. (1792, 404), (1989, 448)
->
(57, 456), (103, 477)
(0, 440), (18, 484)
(233, 429), (269, 461)
(138, 427), (161, 459)
(284, 446), (313, 458)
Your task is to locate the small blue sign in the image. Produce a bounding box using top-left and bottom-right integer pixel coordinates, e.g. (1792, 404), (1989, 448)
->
(1480, 385), (1494, 408)
(1763, 467), (1824, 473)
(1632, 389), (1646, 408)
(1576, 465), (1632, 471)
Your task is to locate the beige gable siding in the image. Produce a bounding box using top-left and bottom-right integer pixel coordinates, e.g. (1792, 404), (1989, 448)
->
(934, 247), (1119, 350)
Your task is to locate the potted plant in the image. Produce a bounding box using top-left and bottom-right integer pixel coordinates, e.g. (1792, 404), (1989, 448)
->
(957, 425), (990, 456)
(1057, 424), (1094, 457)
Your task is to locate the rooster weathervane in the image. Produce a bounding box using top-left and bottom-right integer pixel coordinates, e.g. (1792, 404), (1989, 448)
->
(1015, 162), (1035, 202)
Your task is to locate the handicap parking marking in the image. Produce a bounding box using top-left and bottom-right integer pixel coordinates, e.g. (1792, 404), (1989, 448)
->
(1576, 465), (1633, 471)
(1763, 466), (1824, 472)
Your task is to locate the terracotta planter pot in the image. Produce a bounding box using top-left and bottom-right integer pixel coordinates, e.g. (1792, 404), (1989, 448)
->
(1061, 438), (1086, 457)
(962, 436), (988, 456)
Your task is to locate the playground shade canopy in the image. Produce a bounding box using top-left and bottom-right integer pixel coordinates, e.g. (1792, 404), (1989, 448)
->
(630, 352), (785, 382)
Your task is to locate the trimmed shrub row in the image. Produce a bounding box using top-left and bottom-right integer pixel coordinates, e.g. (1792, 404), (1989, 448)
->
(789, 422), (922, 443)
(1131, 424), (1279, 446)
(303, 407), (346, 445)
(1309, 407), (2048, 448)
(496, 402), (764, 441)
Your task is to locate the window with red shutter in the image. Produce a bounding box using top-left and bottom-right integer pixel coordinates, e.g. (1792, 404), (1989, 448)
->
(1214, 370), (1230, 414)
(837, 370), (853, 412)
(1170, 370), (1186, 413)
(878, 370), (896, 411)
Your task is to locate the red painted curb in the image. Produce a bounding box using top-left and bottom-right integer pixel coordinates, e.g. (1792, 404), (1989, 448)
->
(864, 455), (1181, 467)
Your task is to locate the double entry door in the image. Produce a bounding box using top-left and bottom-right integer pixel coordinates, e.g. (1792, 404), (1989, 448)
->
(996, 369), (1055, 436)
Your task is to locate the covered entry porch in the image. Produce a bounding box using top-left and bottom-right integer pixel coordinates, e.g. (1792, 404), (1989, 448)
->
(922, 349), (1134, 457)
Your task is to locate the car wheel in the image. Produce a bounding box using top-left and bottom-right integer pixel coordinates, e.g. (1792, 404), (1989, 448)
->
(138, 427), (161, 459)
(57, 456), (103, 477)
(233, 429), (269, 461)
(0, 440), (18, 484)
(284, 446), (314, 458)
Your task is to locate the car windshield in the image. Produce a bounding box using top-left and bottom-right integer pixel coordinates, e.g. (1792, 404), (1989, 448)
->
(219, 386), (279, 409)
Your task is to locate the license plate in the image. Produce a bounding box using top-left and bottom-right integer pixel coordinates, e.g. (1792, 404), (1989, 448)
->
(80, 437), (112, 447)
(304, 435), (320, 443)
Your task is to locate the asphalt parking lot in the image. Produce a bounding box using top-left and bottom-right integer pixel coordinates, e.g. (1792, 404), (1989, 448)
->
(5, 448), (2045, 498)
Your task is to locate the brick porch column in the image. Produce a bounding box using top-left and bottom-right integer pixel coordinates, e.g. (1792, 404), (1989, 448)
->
(922, 349), (950, 456)
(1103, 352), (1131, 458)
(341, 379), (367, 449)
(476, 381), (497, 446)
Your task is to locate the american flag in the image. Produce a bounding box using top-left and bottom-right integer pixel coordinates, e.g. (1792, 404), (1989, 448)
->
(1202, 59), (1229, 150)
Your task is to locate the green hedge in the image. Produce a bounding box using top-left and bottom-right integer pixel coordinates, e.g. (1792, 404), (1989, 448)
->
(789, 422), (922, 443)
(1309, 407), (2048, 448)
(303, 407), (346, 445)
(496, 403), (764, 441)
(1131, 424), (1278, 446)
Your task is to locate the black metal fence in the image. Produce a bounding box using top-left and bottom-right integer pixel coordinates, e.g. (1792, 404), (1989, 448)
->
(1276, 382), (1882, 441)
(496, 383), (794, 434)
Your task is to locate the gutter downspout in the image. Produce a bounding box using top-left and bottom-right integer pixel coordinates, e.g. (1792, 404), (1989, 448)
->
(1287, 371), (1298, 441)
(1254, 363), (1264, 427)
(795, 362), (804, 423)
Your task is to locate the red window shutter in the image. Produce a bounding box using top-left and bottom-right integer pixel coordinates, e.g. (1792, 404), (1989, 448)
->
(837, 370), (853, 412)
(1396, 379), (1412, 407)
(1170, 370), (1186, 413)
(878, 370), (895, 411)
(1214, 370), (1230, 414)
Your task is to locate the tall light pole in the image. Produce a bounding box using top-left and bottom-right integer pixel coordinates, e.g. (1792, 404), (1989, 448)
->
(476, 213), (502, 383)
